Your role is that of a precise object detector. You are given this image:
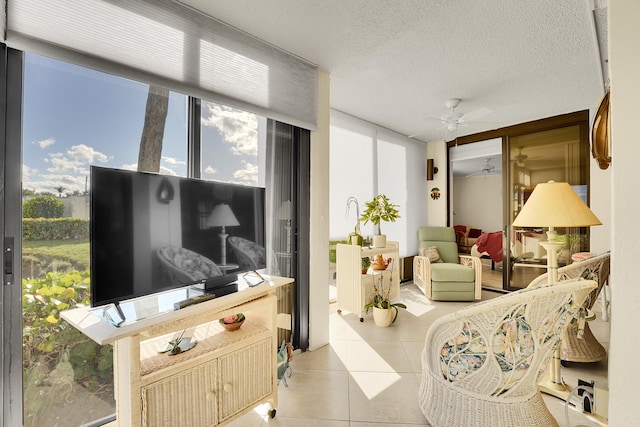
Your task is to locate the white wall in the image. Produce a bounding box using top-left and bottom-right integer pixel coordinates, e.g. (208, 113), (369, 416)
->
(308, 69), (331, 351)
(426, 140), (447, 226)
(608, 2), (640, 424)
(452, 175), (502, 233)
(329, 109), (428, 257)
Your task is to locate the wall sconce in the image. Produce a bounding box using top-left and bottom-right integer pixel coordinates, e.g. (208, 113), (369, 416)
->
(426, 158), (439, 181)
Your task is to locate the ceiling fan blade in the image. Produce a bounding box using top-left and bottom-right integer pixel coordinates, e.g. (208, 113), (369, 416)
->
(459, 107), (493, 123)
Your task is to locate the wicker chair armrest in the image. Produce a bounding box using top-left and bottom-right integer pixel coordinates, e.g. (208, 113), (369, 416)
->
(413, 255), (433, 297)
(459, 254), (482, 299)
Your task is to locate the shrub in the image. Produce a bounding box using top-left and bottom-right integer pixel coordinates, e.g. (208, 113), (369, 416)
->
(22, 270), (113, 393)
(23, 195), (65, 218)
(23, 218), (89, 241)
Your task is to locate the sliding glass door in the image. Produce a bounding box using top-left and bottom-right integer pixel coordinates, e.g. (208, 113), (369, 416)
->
(507, 124), (590, 289)
(449, 111), (591, 292)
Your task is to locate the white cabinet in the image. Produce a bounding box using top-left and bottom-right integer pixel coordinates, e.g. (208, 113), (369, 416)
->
(141, 336), (272, 426)
(61, 276), (293, 427)
(336, 242), (400, 321)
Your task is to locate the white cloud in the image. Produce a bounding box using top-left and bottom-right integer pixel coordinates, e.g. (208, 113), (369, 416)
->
(46, 144), (111, 176)
(68, 144), (110, 164)
(162, 156), (186, 166)
(121, 163), (138, 171)
(232, 160), (258, 185)
(47, 153), (89, 175)
(204, 165), (217, 175)
(159, 166), (178, 176)
(33, 138), (55, 149)
(202, 103), (258, 156)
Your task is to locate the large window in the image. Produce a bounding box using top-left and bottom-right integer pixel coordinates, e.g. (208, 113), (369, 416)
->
(22, 53), (188, 426)
(20, 52), (303, 426)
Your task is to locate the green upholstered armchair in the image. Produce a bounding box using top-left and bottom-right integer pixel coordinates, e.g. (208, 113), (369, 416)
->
(413, 226), (482, 301)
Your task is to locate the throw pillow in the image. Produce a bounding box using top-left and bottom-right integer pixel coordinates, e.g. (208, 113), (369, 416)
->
(420, 246), (443, 263)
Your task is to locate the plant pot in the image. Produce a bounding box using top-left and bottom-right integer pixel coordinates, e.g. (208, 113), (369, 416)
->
(372, 234), (387, 248)
(372, 306), (397, 327)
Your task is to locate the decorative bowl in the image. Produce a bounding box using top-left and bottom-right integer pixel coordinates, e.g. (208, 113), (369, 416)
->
(219, 313), (245, 331)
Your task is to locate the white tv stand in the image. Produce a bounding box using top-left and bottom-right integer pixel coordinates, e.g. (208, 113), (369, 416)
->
(61, 275), (293, 427)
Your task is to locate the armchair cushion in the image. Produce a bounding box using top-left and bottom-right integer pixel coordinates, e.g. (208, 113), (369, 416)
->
(430, 263), (475, 282)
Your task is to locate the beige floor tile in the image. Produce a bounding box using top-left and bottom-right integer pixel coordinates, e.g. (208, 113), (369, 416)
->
(275, 369), (350, 421)
(290, 341), (348, 372)
(342, 340), (415, 373)
(349, 372), (428, 424)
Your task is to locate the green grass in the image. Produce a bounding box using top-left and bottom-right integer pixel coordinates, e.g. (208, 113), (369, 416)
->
(22, 239), (90, 270)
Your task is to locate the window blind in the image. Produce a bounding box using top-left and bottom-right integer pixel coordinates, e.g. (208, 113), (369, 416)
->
(4, 0), (318, 130)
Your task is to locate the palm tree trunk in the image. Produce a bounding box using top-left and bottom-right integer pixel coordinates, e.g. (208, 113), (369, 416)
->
(138, 85), (169, 173)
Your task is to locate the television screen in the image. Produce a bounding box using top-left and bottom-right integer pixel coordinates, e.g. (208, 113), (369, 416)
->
(90, 166), (266, 308)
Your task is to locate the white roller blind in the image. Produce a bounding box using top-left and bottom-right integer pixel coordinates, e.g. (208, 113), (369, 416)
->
(4, 0), (318, 130)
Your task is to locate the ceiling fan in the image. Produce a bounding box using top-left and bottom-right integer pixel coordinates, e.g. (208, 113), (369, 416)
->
(514, 148), (528, 167)
(513, 147), (542, 167)
(466, 158), (496, 177)
(410, 98), (493, 138)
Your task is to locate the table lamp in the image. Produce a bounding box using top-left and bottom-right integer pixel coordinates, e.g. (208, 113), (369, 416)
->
(512, 180), (602, 399)
(206, 203), (240, 265)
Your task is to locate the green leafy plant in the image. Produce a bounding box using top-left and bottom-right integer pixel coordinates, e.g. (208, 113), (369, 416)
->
(360, 194), (400, 235)
(361, 256), (371, 273)
(22, 269), (113, 394)
(364, 275), (406, 323)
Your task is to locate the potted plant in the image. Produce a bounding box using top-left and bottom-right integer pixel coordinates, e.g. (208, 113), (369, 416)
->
(348, 225), (363, 246)
(364, 275), (406, 327)
(360, 194), (401, 248)
(361, 256), (371, 274)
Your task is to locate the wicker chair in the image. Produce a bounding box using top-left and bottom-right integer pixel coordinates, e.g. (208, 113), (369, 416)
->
(419, 278), (596, 427)
(228, 236), (280, 275)
(413, 226), (482, 301)
(527, 252), (610, 363)
(156, 246), (222, 286)
(228, 236), (267, 270)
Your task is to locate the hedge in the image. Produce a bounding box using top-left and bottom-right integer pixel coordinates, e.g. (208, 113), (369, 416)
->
(23, 218), (90, 241)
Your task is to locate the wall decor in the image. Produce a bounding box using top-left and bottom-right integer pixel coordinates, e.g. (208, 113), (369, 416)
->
(430, 187), (441, 200)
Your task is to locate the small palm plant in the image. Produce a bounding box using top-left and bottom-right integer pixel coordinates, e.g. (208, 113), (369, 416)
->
(360, 194), (400, 235)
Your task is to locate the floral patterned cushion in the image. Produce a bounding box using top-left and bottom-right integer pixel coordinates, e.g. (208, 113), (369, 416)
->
(157, 247), (222, 281)
(439, 298), (569, 395)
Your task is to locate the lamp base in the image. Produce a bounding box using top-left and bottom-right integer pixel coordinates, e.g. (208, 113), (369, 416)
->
(538, 379), (571, 400)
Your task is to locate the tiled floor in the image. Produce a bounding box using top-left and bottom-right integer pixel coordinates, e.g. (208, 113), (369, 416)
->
(229, 283), (609, 426)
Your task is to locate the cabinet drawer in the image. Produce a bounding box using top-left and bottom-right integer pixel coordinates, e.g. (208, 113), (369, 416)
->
(142, 361), (218, 427)
(218, 338), (273, 421)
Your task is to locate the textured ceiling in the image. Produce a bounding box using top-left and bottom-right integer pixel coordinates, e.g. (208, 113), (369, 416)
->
(180, 0), (606, 147)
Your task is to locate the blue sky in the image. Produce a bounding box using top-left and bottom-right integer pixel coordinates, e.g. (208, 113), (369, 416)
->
(22, 53), (260, 195)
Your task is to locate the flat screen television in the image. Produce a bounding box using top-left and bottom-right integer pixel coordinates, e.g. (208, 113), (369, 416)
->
(90, 166), (266, 308)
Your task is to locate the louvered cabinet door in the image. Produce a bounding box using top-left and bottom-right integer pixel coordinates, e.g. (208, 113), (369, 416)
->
(142, 361), (218, 427)
(217, 338), (273, 421)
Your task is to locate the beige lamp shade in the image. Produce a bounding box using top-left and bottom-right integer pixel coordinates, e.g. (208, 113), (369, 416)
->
(206, 203), (240, 228)
(512, 181), (602, 228)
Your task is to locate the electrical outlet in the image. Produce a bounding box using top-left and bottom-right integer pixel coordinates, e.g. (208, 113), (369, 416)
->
(578, 379), (595, 413)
